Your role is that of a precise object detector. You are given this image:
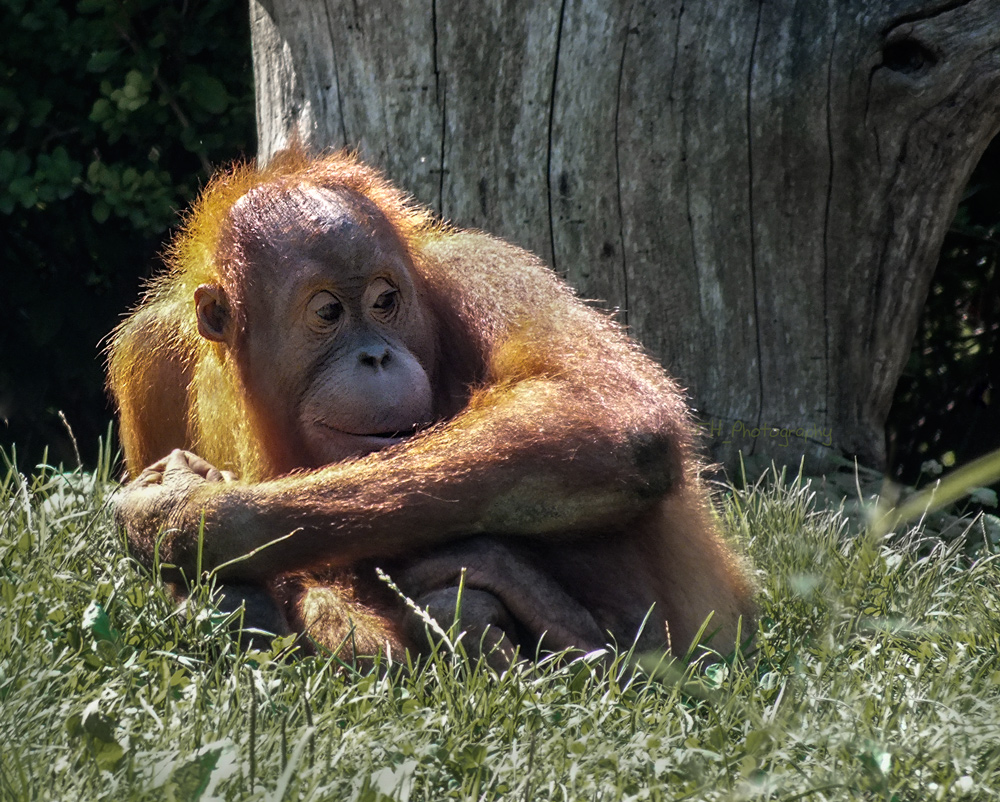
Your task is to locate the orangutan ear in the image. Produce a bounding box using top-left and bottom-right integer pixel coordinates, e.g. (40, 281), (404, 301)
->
(195, 284), (231, 343)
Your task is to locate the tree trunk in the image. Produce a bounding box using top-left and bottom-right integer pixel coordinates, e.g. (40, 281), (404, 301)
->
(250, 0), (1000, 471)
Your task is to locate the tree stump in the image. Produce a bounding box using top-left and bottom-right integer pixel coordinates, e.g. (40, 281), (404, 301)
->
(251, 0), (1000, 470)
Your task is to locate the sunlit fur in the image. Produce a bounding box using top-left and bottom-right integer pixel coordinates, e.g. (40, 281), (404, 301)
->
(108, 151), (439, 481)
(108, 150), (756, 661)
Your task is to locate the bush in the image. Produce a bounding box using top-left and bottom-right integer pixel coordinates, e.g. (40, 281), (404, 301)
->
(0, 0), (254, 467)
(889, 139), (1000, 486)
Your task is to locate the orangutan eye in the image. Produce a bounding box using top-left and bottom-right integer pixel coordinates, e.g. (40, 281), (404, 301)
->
(308, 291), (343, 324)
(317, 301), (343, 322)
(373, 288), (398, 313)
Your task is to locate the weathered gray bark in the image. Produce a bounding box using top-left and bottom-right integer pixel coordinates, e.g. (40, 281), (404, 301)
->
(250, 0), (1000, 471)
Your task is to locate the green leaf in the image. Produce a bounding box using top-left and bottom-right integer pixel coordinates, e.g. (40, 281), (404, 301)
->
(164, 744), (238, 802)
(81, 699), (116, 743)
(189, 74), (228, 115)
(0, 149), (31, 181)
(94, 740), (125, 771)
(86, 49), (119, 73)
(89, 97), (112, 123)
(969, 487), (997, 507)
(82, 600), (120, 644)
(91, 198), (110, 222)
(9, 176), (36, 207)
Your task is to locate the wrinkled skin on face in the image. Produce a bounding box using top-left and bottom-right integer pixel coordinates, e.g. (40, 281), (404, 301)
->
(195, 186), (436, 471)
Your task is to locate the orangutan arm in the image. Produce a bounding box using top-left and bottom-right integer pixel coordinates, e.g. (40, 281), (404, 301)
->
(116, 369), (686, 581)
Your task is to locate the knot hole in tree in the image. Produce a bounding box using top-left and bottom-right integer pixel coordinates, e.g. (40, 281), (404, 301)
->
(881, 36), (938, 77)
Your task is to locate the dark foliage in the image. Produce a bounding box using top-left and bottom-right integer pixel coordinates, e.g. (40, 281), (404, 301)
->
(0, 0), (254, 468)
(888, 136), (1000, 486)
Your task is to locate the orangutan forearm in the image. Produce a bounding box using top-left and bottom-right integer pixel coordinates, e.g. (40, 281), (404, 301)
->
(145, 382), (679, 580)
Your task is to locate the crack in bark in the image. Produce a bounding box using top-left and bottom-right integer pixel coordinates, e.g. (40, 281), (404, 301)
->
(545, 0), (568, 276)
(322, 1), (349, 146)
(863, 46), (881, 165)
(822, 8), (838, 432)
(613, 6), (635, 328)
(880, 0), (975, 37)
(668, 1), (684, 100)
(438, 79), (447, 217)
(677, 4), (701, 326)
(431, 0), (440, 102)
(746, 1), (766, 448)
(432, 0), (445, 216)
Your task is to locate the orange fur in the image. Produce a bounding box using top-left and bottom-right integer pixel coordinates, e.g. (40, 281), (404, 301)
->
(108, 150), (756, 663)
(109, 151), (438, 480)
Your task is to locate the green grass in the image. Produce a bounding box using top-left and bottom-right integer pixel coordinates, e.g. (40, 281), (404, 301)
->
(2, 449), (1000, 801)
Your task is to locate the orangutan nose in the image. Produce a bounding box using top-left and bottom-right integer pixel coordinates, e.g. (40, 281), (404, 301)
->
(358, 347), (392, 369)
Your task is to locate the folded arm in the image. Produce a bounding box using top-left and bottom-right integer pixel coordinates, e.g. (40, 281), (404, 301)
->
(117, 370), (684, 581)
